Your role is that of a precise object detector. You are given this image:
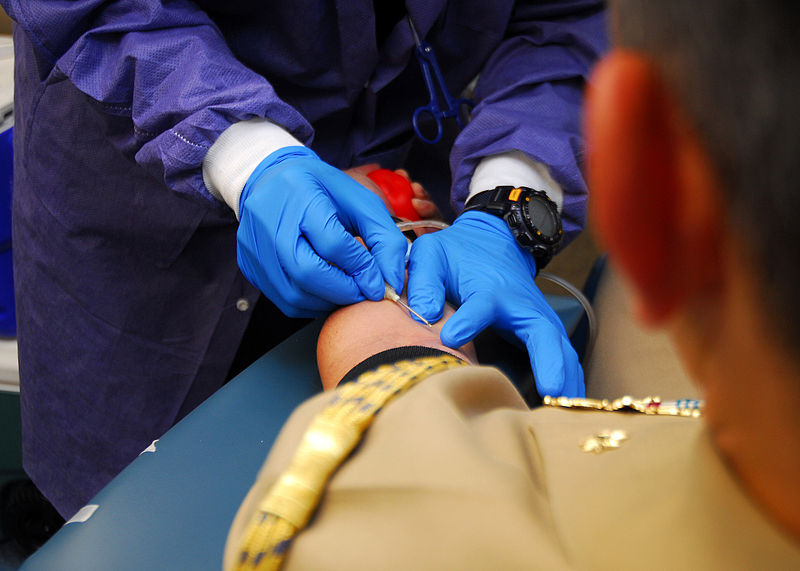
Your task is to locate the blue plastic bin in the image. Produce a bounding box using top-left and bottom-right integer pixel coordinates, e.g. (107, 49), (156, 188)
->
(0, 126), (14, 337)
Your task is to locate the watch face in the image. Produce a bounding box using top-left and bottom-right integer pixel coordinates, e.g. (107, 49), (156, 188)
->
(523, 195), (559, 240)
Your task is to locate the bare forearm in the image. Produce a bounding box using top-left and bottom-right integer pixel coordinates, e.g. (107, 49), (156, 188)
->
(317, 294), (477, 390)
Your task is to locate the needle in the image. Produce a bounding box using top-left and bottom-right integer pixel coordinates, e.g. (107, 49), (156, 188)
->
(384, 283), (433, 327)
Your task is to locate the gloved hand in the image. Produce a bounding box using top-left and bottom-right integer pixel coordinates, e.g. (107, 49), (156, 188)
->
(408, 211), (584, 397)
(237, 146), (408, 317)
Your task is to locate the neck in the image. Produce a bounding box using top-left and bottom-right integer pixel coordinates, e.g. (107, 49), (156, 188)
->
(672, 254), (800, 542)
(704, 338), (800, 542)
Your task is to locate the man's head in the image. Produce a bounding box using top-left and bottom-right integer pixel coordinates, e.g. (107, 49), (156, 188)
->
(587, 1), (800, 366)
(585, 1), (800, 539)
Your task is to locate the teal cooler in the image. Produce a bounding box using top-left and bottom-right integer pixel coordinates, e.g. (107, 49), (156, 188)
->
(0, 125), (13, 337)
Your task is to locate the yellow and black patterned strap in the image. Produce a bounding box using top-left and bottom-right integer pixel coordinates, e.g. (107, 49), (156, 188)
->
(233, 354), (468, 571)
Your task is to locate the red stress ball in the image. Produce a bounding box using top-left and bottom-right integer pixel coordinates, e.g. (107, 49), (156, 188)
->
(366, 168), (421, 221)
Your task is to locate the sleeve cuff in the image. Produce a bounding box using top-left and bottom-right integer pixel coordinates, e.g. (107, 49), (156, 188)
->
(467, 151), (565, 213)
(202, 118), (304, 216)
(339, 346), (458, 385)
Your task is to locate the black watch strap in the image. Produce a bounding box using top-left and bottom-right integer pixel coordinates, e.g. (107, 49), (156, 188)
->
(464, 186), (518, 214)
(463, 186), (562, 270)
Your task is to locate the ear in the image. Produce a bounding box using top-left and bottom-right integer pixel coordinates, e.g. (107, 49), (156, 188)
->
(585, 50), (724, 325)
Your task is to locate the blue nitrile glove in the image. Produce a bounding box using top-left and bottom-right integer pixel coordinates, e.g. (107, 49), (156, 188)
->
(407, 211), (584, 398)
(237, 146), (407, 317)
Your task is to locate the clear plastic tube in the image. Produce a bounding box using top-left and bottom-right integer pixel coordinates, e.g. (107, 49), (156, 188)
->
(537, 272), (597, 367)
(395, 220), (451, 232)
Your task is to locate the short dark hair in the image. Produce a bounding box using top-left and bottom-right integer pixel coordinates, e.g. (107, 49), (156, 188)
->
(614, 1), (800, 360)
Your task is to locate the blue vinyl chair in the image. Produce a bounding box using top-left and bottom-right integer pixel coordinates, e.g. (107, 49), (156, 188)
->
(22, 268), (603, 570)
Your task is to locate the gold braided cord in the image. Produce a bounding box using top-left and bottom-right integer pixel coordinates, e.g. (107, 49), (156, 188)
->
(234, 514), (296, 571)
(234, 355), (467, 571)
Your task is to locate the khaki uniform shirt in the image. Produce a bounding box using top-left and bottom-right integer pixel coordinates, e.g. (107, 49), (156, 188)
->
(227, 365), (800, 570)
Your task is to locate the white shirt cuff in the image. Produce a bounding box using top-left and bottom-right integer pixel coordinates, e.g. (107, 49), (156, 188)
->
(202, 118), (304, 217)
(467, 151), (564, 213)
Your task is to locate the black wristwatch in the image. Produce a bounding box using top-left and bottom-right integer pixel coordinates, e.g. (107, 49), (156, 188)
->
(464, 186), (563, 269)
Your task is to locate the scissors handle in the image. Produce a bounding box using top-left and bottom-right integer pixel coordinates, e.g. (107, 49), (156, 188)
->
(409, 20), (475, 144)
(413, 105), (444, 144)
(449, 97), (474, 128)
(413, 95), (474, 143)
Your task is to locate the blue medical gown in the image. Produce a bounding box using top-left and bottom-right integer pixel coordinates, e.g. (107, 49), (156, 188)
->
(3, 0), (605, 516)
